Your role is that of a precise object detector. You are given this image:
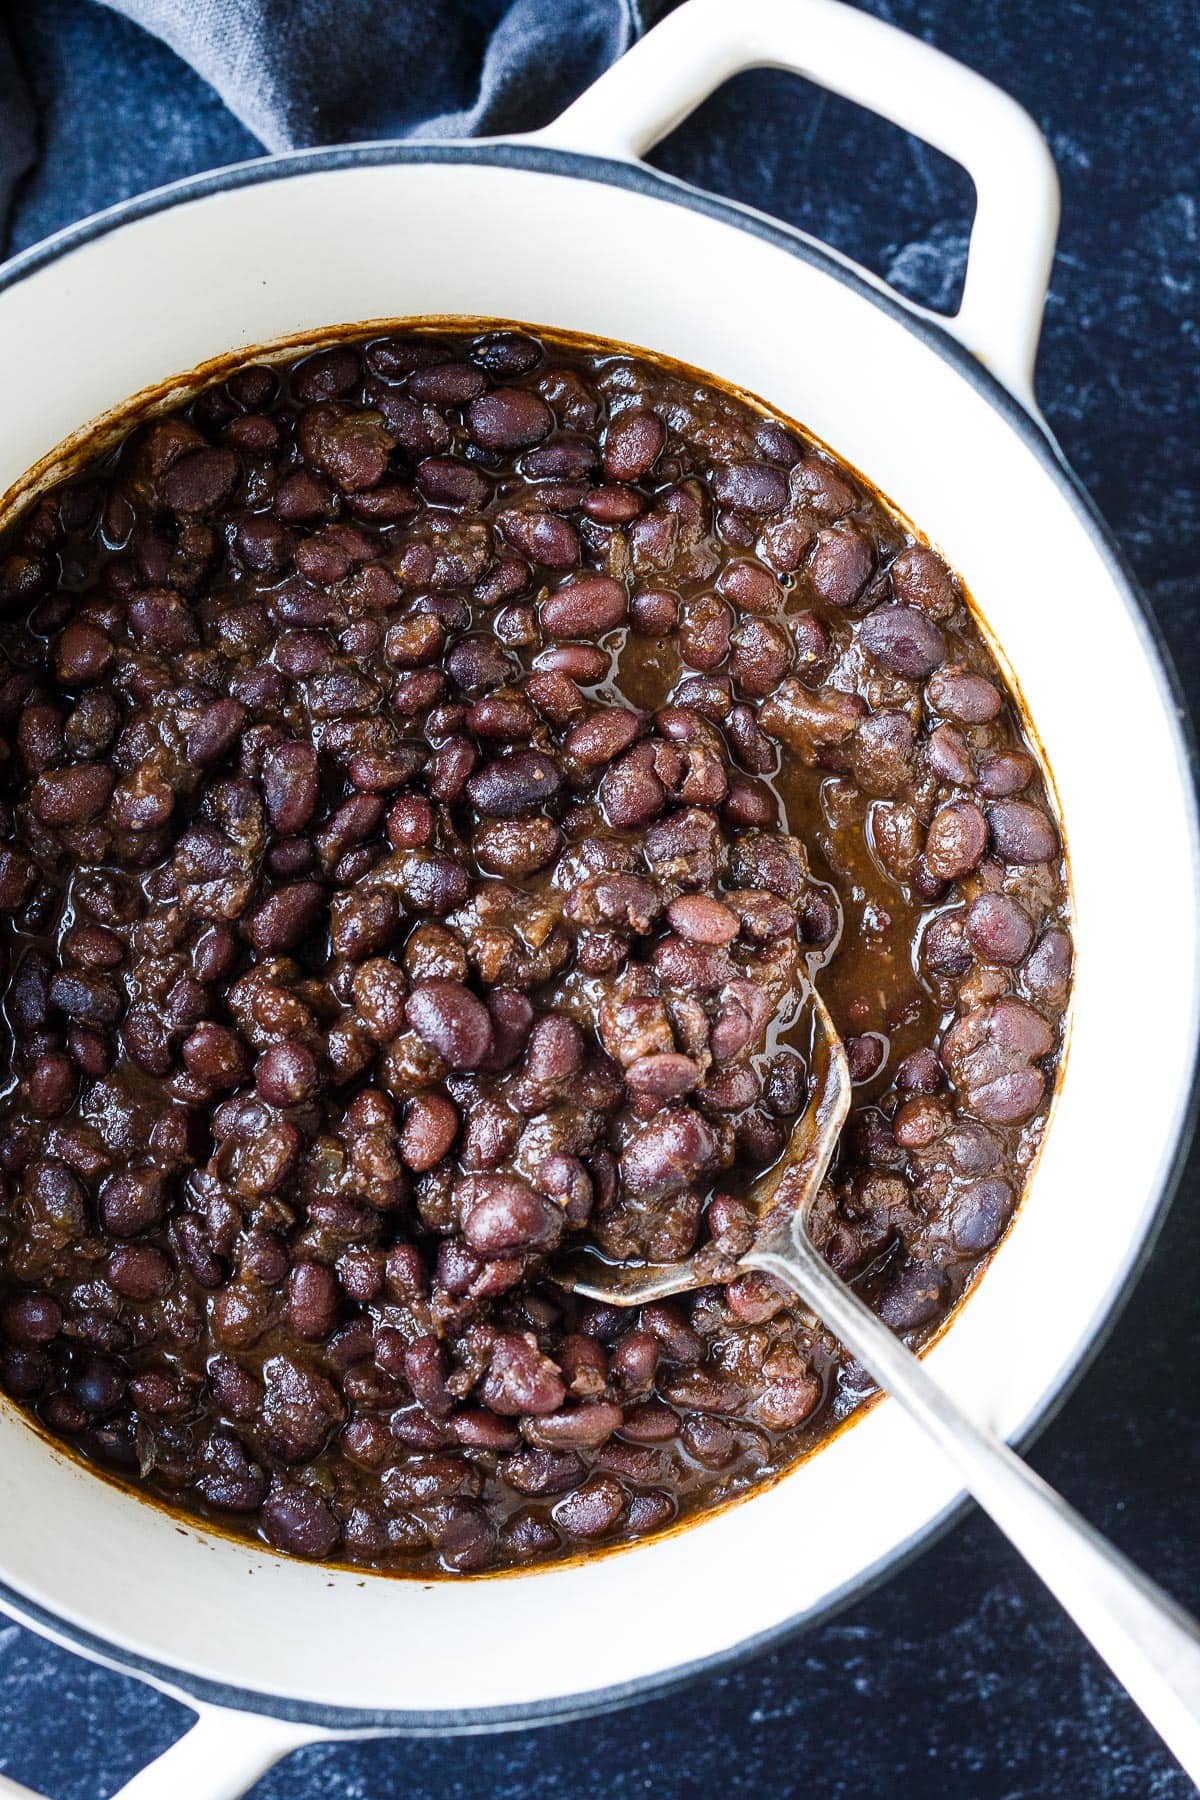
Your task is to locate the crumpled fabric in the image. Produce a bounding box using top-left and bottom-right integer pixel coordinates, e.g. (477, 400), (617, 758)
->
(0, 24), (36, 242)
(0, 0), (649, 241)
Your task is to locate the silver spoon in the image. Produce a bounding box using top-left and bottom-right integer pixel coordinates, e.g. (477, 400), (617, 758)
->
(554, 987), (1200, 1784)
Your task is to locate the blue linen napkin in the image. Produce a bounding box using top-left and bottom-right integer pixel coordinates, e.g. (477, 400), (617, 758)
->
(0, 25), (36, 241)
(0, 0), (647, 241)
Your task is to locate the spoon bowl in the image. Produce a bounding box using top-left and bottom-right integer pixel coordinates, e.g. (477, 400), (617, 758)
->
(550, 978), (1200, 1785)
(552, 982), (852, 1307)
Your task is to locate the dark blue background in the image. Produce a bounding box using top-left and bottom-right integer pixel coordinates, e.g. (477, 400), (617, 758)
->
(0, 1), (1197, 1794)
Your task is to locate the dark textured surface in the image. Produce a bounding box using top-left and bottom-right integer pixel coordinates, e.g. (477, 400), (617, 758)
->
(0, 1), (1197, 1795)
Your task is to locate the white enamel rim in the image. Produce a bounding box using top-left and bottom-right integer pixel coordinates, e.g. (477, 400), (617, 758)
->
(0, 3), (1195, 1793)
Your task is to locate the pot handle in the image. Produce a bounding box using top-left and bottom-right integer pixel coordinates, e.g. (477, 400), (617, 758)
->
(0, 1704), (320, 1800)
(530, 0), (1060, 409)
(107, 1706), (320, 1800)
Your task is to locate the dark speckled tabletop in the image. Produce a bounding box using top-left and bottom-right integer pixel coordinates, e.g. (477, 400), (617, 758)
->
(0, 1), (1197, 1794)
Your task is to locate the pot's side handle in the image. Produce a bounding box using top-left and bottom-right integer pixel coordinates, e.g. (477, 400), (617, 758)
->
(0, 1705), (320, 1800)
(530, 0), (1060, 410)
(106, 1706), (321, 1800)
(0, 1706), (314, 1800)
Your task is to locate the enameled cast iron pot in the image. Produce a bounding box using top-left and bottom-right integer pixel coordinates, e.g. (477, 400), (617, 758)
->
(0, 3), (1196, 1794)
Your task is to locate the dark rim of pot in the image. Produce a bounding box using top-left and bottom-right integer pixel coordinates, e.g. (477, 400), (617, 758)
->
(0, 139), (1196, 1738)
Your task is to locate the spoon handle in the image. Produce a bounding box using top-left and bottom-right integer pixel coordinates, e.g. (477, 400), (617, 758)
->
(746, 1231), (1200, 1785)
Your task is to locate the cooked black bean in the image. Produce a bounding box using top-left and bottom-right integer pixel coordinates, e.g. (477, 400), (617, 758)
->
(107, 1243), (173, 1301)
(564, 708), (641, 765)
(32, 763), (113, 825)
(400, 1091), (459, 1172)
(808, 525), (872, 606)
(987, 799), (1060, 865)
(460, 1175), (564, 1257)
(99, 1168), (168, 1237)
(965, 892), (1035, 966)
(711, 462), (788, 514)
(950, 1178), (1014, 1251)
(860, 605), (946, 678)
(260, 1483), (340, 1557)
(541, 574), (627, 639)
(467, 387), (554, 450)
(496, 508), (580, 569)
(470, 331), (542, 377)
(0, 324), (1067, 1580)
(406, 979), (493, 1069)
(977, 749), (1035, 797)
(1, 1291), (63, 1345)
(481, 1333), (566, 1416)
(526, 1402), (624, 1450)
(553, 1473), (625, 1538)
(925, 801), (988, 880)
(928, 669), (1002, 722)
(466, 749), (561, 817)
(889, 543), (959, 618)
(603, 407), (665, 482)
(416, 457), (491, 510)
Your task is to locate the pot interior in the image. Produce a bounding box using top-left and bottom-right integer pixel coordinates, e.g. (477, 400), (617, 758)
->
(0, 150), (1194, 1721)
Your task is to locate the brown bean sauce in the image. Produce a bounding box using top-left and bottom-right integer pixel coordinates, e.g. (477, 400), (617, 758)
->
(0, 326), (1070, 1574)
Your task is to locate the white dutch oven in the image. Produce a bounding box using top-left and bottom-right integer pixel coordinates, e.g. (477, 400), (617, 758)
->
(0, 2), (1196, 1795)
